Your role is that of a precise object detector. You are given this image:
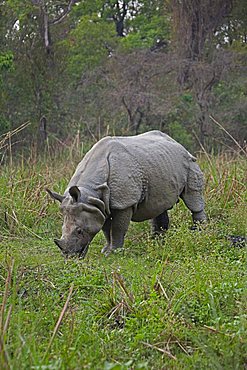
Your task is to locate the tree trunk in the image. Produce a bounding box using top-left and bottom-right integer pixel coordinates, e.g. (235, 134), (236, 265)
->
(38, 115), (47, 151)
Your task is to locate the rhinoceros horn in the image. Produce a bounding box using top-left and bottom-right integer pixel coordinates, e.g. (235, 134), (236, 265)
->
(54, 238), (65, 251)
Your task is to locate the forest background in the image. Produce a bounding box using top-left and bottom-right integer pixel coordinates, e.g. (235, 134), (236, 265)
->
(0, 0), (247, 155)
(1, 2), (247, 369)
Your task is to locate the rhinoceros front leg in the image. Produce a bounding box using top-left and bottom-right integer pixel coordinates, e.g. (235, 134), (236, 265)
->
(101, 218), (112, 254)
(152, 210), (169, 236)
(102, 208), (132, 256)
(181, 162), (207, 224)
(192, 210), (207, 223)
(181, 190), (207, 224)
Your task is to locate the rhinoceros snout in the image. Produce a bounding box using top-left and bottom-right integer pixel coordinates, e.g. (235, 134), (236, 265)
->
(53, 237), (89, 258)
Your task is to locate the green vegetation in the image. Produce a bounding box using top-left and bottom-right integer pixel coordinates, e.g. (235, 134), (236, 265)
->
(0, 0), (247, 149)
(0, 151), (246, 369)
(0, 1), (246, 367)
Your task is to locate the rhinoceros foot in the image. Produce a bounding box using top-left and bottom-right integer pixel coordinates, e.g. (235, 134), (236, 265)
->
(101, 245), (121, 256)
(101, 245), (110, 254)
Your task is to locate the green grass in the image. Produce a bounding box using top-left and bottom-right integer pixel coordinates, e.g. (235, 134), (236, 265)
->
(0, 153), (246, 369)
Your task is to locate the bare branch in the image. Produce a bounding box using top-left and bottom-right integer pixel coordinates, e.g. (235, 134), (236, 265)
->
(50, 0), (77, 25)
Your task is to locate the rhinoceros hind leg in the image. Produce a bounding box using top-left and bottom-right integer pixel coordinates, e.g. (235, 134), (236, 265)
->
(152, 210), (169, 236)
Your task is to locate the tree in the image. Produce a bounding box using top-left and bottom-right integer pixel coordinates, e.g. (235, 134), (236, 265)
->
(214, 0), (247, 47)
(0, 0), (246, 153)
(172, 0), (233, 61)
(0, 1), (79, 140)
(32, 0), (77, 54)
(170, 0), (241, 146)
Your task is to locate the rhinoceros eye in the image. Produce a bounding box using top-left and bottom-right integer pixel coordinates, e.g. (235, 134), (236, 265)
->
(75, 227), (83, 235)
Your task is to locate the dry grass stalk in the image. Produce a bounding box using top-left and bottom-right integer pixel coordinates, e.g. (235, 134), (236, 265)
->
(203, 324), (235, 338)
(43, 283), (74, 360)
(0, 122), (31, 150)
(108, 300), (131, 320)
(209, 116), (247, 157)
(3, 305), (12, 335)
(0, 336), (10, 370)
(4, 211), (43, 240)
(141, 341), (177, 361)
(153, 259), (171, 301)
(104, 272), (135, 327)
(154, 278), (170, 301)
(193, 130), (214, 167)
(0, 260), (14, 370)
(0, 260), (14, 332)
(112, 271), (134, 304)
(175, 338), (190, 356)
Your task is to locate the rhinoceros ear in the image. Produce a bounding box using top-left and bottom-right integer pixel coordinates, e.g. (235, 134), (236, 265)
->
(96, 183), (110, 216)
(46, 188), (64, 203)
(69, 186), (81, 203)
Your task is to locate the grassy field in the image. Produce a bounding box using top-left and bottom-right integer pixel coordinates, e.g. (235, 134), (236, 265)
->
(0, 150), (246, 370)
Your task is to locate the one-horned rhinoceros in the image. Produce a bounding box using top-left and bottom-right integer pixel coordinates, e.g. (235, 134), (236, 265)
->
(46, 130), (206, 258)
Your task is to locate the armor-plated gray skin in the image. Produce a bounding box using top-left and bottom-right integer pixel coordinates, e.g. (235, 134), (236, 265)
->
(47, 131), (206, 257)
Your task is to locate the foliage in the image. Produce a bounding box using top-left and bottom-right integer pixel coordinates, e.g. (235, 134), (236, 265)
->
(0, 51), (14, 134)
(119, 14), (170, 51)
(167, 121), (193, 149)
(214, 0), (247, 47)
(0, 151), (246, 369)
(0, 52), (13, 72)
(65, 15), (117, 80)
(0, 0), (246, 150)
(201, 57), (247, 149)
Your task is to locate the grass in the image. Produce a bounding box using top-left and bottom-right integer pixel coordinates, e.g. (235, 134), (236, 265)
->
(0, 150), (246, 369)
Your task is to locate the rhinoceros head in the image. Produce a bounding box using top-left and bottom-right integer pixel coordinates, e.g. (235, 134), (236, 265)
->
(46, 186), (106, 258)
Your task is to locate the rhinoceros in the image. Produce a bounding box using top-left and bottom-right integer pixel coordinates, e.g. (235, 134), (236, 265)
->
(46, 130), (206, 258)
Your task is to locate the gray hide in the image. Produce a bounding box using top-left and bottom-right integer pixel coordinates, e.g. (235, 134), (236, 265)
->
(47, 130), (206, 257)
